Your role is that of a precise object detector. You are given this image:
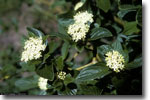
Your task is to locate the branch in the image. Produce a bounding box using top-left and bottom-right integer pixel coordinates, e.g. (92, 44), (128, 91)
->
(75, 57), (98, 71)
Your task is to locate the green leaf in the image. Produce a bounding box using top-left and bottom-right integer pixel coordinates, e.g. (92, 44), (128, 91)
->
(111, 76), (124, 90)
(43, 41), (61, 62)
(58, 88), (77, 95)
(57, 18), (73, 41)
(117, 10), (135, 19)
(126, 56), (142, 70)
(79, 85), (102, 95)
(28, 89), (46, 95)
(49, 41), (61, 54)
(20, 62), (35, 71)
(123, 21), (140, 35)
(112, 37), (123, 51)
(123, 49), (129, 64)
(64, 74), (74, 85)
(119, 5), (140, 10)
(89, 27), (112, 41)
(112, 24), (122, 34)
(15, 76), (38, 92)
(36, 64), (54, 81)
(97, 45), (112, 55)
(96, 0), (111, 13)
(56, 56), (64, 71)
(38, 90), (47, 95)
(51, 32), (70, 41)
(27, 27), (44, 37)
(76, 63), (111, 83)
(97, 45), (113, 61)
(43, 53), (51, 63)
(111, 37), (129, 63)
(136, 7), (142, 26)
(52, 80), (63, 89)
(61, 42), (70, 60)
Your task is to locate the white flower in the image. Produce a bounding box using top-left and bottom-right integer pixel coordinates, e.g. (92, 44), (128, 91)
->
(74, 11), (93, 24)
(38, 77), (48, 90)
(57, 71), (66, 80)
(105, 50), (125, 72)
(67, 11), (93, 42)
(74, 1), (84, 11)
(21, 37), (46, 62)
(68, 22), (89, 42)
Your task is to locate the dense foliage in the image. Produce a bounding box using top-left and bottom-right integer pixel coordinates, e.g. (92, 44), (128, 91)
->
(0, 0), (142, 95)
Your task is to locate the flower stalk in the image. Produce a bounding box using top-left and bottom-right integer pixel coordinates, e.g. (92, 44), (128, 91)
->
(76, 57), (98, 71)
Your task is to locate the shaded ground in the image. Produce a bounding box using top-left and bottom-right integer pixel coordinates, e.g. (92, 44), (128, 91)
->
(0, 2), (58, 51)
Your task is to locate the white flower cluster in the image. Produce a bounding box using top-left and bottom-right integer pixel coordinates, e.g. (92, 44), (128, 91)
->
(73, 11), (94, 24)
(38, 77), (48, 90)
(68, 23), (89, 42)
(57, 71), (66, 80)
(68, 11), (93, 42)
(21, 37), (46, 62)
(105, 50), (125, 72)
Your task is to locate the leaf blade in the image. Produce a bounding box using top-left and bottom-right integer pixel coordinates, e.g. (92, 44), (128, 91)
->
(89, 27), (112, 41)
(96, 0), (111, 13)
(76, 63), (111, 83)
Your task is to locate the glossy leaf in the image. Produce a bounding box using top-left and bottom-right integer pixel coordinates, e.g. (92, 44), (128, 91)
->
(79, 85), (102, 95)
(96, 0), (111, 13)
(58, 88), (77, 95)
(97, 45), (113, 61)
(49, 41), (61, 54)
(20, 62), (35, 71)
(112, 37), (123, 51)
(61, 42), (70, 60)
(119, 5), (141, 10)
(27, 27), (44, 37)
(117, 10), (135, 19)
(36, 64), (54, 81)
(15, 76), (38, 92)
(56, 56), (64, 71)
(126, 56), (142, 70)
(136, 8), (142, 26)
(76, 63), (111, 83)
(89, 27), (112, 41)
(112, 37), (129, 63)
(57, 18), (73, 41)
(123, 21), (140, 35)
(64, 74), (74, 85)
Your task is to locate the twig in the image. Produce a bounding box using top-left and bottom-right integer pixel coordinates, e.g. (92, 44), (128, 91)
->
(75, 57), (98, 71)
